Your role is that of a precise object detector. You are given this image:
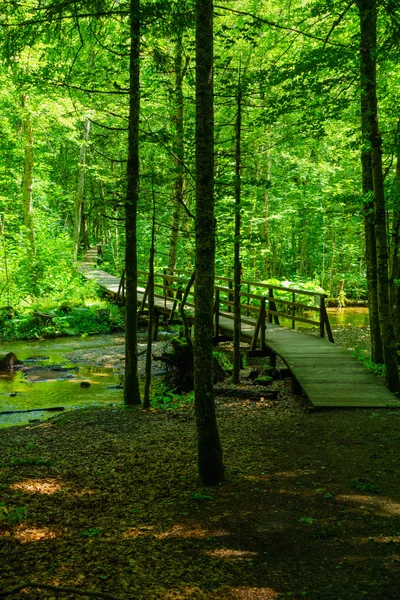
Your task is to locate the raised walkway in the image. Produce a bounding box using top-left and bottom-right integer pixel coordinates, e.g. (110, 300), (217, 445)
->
(79, 249), (400, 409)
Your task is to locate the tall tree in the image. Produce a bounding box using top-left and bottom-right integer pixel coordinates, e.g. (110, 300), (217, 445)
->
(167, 34), (186, 274)
(232, 84), (242, 384)
(124, 0), (141, 406)
(73, 117), (90, 259)
(359, 53), (383, 364)
(194, 0), (224, 484)
(20, 93), (35, 255)
(358, 0), (400, 391)
(389, 156), (400, 340)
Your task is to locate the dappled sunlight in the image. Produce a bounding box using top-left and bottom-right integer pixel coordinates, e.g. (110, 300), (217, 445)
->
(206, 548), (258, 560)
(156, 524), (228, 540)
(123, 525), (155, 538)
(359, 535), (400, 544)
(336, 494), (400, 517)
(226, 588), (279, 599)
(11, 478), (62, 495)
(15, 525), (58, 543)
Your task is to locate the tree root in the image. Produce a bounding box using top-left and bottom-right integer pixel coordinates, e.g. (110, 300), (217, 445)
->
(0, 582), (123, 599)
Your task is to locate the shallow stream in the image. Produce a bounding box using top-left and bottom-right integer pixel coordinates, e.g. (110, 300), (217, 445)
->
(0, 334), (125, 428)
(0, 308), (369, 428)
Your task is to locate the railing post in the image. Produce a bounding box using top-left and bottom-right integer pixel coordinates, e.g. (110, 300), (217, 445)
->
(140, 277), (149, 312)
(320, 295), (334, 343)
(319, 295), (325, 338)
(228, 280), (233, 312)
(268, 287), (273, 323)
(260, 297), (266, 349)
(116, 269), (125, 305)
(247, 283), (251, 316)
(292, 291), (295, 329)
(163, 268), (167, 310)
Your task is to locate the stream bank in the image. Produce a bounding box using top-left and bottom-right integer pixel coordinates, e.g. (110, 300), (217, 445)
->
(0, 308), (372, 428)
(0, 332), (170, 428)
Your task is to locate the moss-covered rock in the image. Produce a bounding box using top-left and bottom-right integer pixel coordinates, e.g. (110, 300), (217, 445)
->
(253, 375), (273, 386)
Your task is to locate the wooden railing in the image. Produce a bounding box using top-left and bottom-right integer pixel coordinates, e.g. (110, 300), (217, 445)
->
(115, 268), (334, 344)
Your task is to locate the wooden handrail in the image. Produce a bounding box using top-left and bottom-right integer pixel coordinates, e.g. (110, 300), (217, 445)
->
(117, 267), (333, 342)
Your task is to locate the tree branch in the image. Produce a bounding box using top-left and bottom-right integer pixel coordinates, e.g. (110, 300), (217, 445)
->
(213, 5), (350, 48)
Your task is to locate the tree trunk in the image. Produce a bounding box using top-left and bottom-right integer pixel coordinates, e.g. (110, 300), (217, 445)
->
(168, 36), (186, 275)
(73, 118), (90, 259)
(194, 0), (224, 484)
(124, 0), (141, 406)
(81, 199), (90, 250)
(389, 156), (400, 340)
(20, 93), (35, 255)
(143, 182), (155, 410)
(358, 0), (400, 391)
(359, 16), (383, 364)
(232, 88), (242, 384)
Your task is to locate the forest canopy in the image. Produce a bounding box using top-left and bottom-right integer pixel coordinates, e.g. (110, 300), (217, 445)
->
(1, 0), (399, 303)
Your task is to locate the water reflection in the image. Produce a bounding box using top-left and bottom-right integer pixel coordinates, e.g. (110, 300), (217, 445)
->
(0, 334), (124, 428)
(326, 307), (369, 328)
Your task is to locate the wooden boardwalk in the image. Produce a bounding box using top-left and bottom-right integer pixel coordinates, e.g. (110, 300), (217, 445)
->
(79, 250), (400, 409)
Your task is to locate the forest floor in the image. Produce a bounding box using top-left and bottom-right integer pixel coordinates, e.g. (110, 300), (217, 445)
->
(1, 327), (400, 600)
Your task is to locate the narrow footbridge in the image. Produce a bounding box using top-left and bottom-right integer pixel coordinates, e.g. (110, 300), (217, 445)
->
(79, 248), (399, 409)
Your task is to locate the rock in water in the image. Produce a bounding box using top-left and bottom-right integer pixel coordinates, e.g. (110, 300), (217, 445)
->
(0, 353), (22, 370)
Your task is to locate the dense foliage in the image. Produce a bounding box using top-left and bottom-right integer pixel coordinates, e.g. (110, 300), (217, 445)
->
(1, 0), (399, 312)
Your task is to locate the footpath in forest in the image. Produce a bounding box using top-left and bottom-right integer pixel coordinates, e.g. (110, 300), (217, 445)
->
(1, 327), (400, 600)
(79, 249), (399, 410)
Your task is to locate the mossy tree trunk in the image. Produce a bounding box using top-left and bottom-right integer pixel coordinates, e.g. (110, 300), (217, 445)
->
(194, 0), (224, 484)
(124, 0), (141, 406)
(358, 0), (400, 391)
(389, 156), (400, 341)
(168, 35), (186, 275)
(360, 74), (383, 364)
(143, 174), (156, 410)
(232, 87), (242, 384)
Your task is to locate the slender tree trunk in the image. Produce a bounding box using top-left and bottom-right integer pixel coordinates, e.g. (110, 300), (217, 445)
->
(124, 0), (141, 406)
(261, 149), (271, 277)
(143, 178), (156, 410)
(359, 17), (383, 363)
(194, 0), (224, 484)
(168, 36), (186, 274)
(361, 131), (383, 363)
(81, 199), (90, 250)
(390, 156), (400, 340)
(73, 118), (90, 258)
(329, 229), (336, 297)
(0, 215), (10, 306)
(232, 89), (242, 384)
(358, 0), (400, 391)
(20, 94), (35, 255)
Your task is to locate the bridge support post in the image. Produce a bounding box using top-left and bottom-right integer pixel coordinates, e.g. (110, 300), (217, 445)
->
(291, 377), (302, 395)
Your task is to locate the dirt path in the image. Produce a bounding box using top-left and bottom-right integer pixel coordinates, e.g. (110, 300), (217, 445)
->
(1, 381), (400, 599)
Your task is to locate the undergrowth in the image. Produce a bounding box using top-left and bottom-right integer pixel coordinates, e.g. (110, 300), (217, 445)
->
(0, 298), (124, 341)
(351, 344), (385, 378)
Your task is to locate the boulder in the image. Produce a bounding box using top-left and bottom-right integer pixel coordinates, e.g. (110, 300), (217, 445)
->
(0, 352), (22, 370)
